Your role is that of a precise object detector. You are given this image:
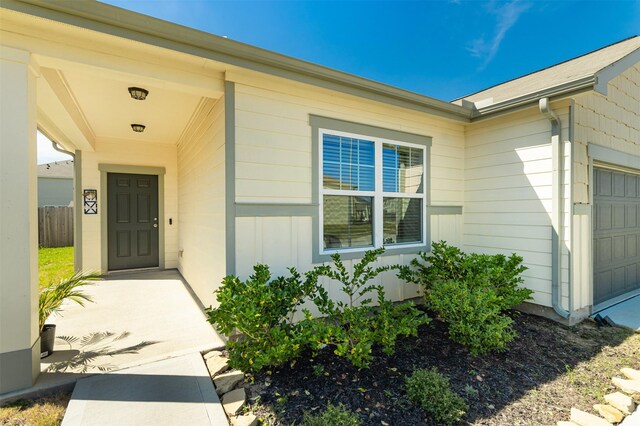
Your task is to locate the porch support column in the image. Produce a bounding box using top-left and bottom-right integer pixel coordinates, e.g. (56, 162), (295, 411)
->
(0, 46), (40, 394)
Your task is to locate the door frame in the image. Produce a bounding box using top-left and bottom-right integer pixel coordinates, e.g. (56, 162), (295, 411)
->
(99, 164), (166, 272)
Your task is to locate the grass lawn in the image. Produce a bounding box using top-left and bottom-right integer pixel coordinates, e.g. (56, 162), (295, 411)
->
(0, 392), (71, 426)
(39, 246), (74, 290)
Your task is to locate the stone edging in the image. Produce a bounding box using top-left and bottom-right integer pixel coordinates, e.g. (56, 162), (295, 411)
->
(202, 350), (257, 426)
(558, 368), (640, 425)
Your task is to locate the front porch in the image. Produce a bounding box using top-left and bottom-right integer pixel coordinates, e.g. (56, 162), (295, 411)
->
(1, 270), (224, 403)
(1, 3), (230, 394)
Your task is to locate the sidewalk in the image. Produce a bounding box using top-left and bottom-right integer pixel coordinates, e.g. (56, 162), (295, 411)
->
(62, 352), (228, 425)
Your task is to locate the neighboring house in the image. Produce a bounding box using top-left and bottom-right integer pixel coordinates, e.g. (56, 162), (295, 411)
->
(37, 160), (73, 207)
(0, 0), (638, 394)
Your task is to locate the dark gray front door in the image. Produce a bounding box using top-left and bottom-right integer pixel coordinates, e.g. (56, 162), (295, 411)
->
(107, 173), (159, 270)
(593, 167), (640, 306)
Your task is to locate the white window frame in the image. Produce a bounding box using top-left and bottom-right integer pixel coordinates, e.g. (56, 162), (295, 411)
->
(318, 127), (427, 256)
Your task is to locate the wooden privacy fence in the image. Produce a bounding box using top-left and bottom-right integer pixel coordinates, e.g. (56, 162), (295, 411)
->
(38, 206), (73, 248)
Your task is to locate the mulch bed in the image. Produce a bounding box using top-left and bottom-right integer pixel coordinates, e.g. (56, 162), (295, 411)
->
(244, 310), (639, 425)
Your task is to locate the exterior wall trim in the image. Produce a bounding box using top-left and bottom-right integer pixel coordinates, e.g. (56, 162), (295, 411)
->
(594, 48), (640, 95)
(235, 204), (463, 217)
(236, 203), (317, 217)
(428, 205), (462, 215)
(589, 144), (640, 172)
(74, 150), (82, 271)
(97, 164), (166, 273)
(309, 114), (433, 263)
(224, 81), (236, 276)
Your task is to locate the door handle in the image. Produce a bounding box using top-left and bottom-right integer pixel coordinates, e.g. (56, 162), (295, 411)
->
(153, 224), (158, 228)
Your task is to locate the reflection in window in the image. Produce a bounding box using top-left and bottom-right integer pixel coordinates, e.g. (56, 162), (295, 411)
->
(382, 144), (423, 193)
(383, 197), (422, 244)
(323, 195), (373, 249)
(323, 135), (374, 191)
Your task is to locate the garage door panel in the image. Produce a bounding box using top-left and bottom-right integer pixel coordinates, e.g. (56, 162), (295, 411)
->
(613, 267), (626, 294)
(595, 271), (612, 302)
(613, 235), (625, 259)
(598, 204), (612, 230)
(626, 175), (637, 197)
(594, 167), (640, 305)
(627, 264), (638, 290)
(613, 205), (625, 228)
(627, 234), (637, 258)
(614, 173), (626, 197)
(626, 205), (637, 227)
(598, 170), (612, 196)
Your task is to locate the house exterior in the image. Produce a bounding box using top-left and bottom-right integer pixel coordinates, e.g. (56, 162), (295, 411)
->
(37, 160), (73, 207)
(0, 0), (638, 395)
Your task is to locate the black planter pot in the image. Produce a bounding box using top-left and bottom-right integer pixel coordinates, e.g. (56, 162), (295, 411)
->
(40, 324), (56, 358)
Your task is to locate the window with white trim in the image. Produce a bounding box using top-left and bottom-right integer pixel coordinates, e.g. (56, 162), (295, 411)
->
(319, 129), (427, 254)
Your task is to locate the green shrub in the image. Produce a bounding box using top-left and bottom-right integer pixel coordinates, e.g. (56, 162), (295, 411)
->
(311, 248), (429, 368)
(205, 265), (319, 372)
(401, 241), (532, 310)
(301, 403), (361, 426)
(405, 368), (467, 426)
(429, 280), (516, 355)
(208, 248), (429, 372)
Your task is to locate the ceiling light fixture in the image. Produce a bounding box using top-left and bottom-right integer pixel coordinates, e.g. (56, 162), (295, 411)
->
(128, 87), (149, 100)
(131, 124), (146, 133)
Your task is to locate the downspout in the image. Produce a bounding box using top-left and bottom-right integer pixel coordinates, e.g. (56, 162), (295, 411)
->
(539, 98), (570, 319)
(49, 140), (83, 272)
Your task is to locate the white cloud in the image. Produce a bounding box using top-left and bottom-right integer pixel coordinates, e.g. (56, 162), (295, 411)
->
(467, 1), (531, 70)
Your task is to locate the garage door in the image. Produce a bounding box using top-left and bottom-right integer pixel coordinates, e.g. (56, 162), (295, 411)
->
(593, 167), (640, 306)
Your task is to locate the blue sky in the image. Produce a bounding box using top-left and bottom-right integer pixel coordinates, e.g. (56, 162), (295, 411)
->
(40, 0), (640, 163)
(100, 0), (639, 101)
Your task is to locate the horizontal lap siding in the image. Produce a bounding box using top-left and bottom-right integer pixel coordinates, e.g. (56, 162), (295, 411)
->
(232, 72), (465, 301)
(234, 77), (465, 206)
(177, 97), (225, 308)
(464, 106), (571, 307)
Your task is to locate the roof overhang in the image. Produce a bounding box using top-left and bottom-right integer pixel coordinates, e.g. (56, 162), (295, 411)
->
(594, 46), (640, 95)
(469, 75), (597, 121)
(2, 0), (473, 122)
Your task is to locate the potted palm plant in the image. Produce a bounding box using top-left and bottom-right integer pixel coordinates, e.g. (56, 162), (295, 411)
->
(39, 271), (100, 358)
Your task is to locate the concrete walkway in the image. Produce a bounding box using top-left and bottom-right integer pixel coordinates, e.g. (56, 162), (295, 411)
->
(42, 269), (225, 375)
(62, 352), (227, 425)
(2, 269), (228, 425)
(594, 294), (640, 331)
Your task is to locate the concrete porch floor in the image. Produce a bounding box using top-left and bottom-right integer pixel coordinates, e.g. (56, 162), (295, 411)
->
(1, 269), (225, 402)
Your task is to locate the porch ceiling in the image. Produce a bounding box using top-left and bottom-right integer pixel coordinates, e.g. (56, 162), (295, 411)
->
(38, 65), (212, 149)
(0, 7), (225, 151)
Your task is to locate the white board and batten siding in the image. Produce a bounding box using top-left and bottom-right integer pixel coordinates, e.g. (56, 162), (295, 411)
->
(177, 97), (226, 308)
(572, 64), (640, 310)
(463, 105), (572, 309)
(229, 70), (465, 304)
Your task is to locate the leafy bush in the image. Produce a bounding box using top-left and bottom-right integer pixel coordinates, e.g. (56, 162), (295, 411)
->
(405, 367), (467, 426)
(208, 248), (428, 371)
(401, 241), (532, 309)
(429, 280), (516, 355)
(399, 241), (531, 355)
(205, 265), (319, 372)
(311, 248), (429, 368)
(301, 403), (361, 426)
